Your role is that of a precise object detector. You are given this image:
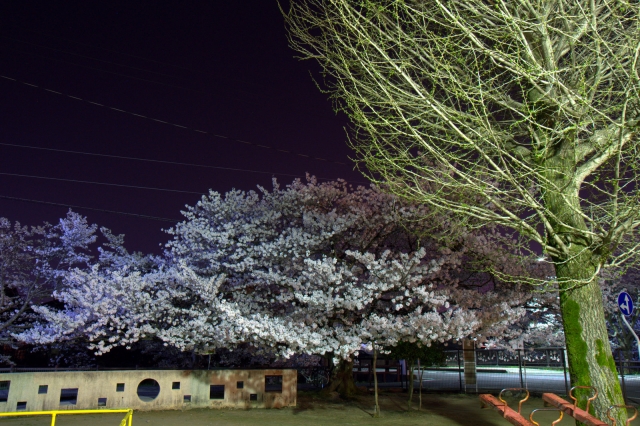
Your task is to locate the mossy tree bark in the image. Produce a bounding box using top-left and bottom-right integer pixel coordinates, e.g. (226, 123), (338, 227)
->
(556, 248), (624, 424)
(283, 0), (640, 423)
(545, 157), (626, 424)
(323, 358), (358, 398)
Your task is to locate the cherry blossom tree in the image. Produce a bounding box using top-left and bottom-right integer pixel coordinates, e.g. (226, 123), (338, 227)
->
(0, 211), (98, 363)
(21, 179), (537, 398)
(164, 179), (535, 395)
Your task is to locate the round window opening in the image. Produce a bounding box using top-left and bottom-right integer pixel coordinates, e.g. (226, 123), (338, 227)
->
(137, 379), (160, 402)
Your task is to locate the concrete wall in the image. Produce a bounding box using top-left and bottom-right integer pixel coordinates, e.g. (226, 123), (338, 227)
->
(0, 369), (296, 412)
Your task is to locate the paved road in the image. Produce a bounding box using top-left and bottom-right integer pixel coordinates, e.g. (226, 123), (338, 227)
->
(417, 369), (569, 394)
(354, 367), (640, 402)
(413, 368), (640, 402)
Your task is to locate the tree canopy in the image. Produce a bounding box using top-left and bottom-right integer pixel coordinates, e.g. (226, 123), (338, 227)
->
(283, 0), (639, 420)
(0, 212), (97, 363)
(22, 179), (536, 368)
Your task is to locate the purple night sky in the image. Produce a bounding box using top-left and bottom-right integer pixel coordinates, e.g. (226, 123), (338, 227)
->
(0, 1), (365, 253)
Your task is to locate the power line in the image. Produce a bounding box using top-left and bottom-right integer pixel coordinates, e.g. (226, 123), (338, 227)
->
(0, 74), (348, 166)
(0, 195), (178, 222)
(1, 35), (261, 100)
(0, 172), (203, 195)
(1, 36), (182, 80)
(0, 142), (367, 183)
(12, 27), (266, 91)
(0, 46), (217, 99)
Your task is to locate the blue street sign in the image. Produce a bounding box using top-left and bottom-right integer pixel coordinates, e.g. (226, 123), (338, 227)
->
(618, 292), (634, 316)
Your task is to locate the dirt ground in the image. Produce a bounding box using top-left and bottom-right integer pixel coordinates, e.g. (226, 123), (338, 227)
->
(0, 391), (581, 425)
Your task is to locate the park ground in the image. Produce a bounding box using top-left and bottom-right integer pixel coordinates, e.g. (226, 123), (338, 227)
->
(0, 390), (580, 425)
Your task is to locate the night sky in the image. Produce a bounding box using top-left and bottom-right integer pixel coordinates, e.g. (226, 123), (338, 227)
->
(0, 2), (364, 253)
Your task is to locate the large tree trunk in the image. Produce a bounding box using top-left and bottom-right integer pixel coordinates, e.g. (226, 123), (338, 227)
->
(556, 245), (626, 424)
(543, 155), (626, 424)
(323, 358), (358, 398)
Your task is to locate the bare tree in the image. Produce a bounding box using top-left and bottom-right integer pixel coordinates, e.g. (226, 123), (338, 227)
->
(284, 0), (640, 420)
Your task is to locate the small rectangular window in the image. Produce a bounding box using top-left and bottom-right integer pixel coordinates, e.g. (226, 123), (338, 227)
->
(16, 401), (26, 411)
(60, 388), (78, 405)
(38, 385), (48, 394)
(265, 375), (283, 393)
(98, 398), (107, 407)
(237, 381), (244, 389)
(0, 381), (10, 402)
(183, 395), (191, 402)
(209, 385), (224, 400)
(250, 393), (258, 401)
(172, 382), (180, 390)
(116, 383), (125, 392)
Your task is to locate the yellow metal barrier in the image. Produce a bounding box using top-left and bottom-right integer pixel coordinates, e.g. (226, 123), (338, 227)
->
(0, 408), (133, 426)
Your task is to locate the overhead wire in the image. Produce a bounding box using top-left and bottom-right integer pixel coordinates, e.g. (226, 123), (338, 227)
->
(1, 36), (182, 80)
(0, 45), (219, 98)
(1, 35), (262, 100)
(0, 172), (204, 195)
(0, 194), (178, 222)
(0, 143), (367, 184)
(0, 74), (348, 166)
(12, 27), (266, 91)
(0, 30), (358, 225)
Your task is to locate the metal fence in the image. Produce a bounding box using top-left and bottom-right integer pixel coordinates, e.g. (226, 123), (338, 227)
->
(430, 348), (571, 395)
(617, 351), (640, 404)
(297, 348), (640, 404)
(349, 348), (572, 395)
